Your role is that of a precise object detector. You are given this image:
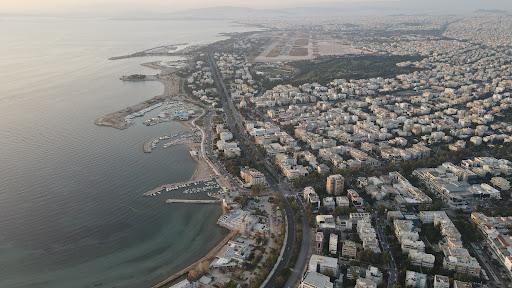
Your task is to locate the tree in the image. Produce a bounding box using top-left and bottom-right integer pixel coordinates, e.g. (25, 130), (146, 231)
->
(251, 184), (265, 196)
(234, 195), (249, 208)
(381, 251), (391, 265)
(187, 260), (209, 281)
(377, 204), (387, 214)
(333, 206), (351, 217)
(224, 280), (237, 288)
(404, 255), (412, 269)
(358, 250), (382, 265)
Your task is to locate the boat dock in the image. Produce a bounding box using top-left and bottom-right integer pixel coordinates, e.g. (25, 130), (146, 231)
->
(165, 199), (220, 204)
(143, 177), (216, 197)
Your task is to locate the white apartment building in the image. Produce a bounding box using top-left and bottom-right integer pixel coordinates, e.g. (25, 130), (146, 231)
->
(300, 271), (334, 288)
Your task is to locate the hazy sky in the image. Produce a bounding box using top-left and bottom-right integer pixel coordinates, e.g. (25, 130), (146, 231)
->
(1, 0), (511, 15)
(0, 0), (344, 13)
(0, 0), (397, 14)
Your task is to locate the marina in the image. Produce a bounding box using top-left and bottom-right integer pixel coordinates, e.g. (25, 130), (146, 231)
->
(165, 199), (220, 204)
(121, 99), (202, 127)
(125, 102), (163, 121)
(141, 100), (199, 126)
(143, 131), (199, 153)
(143, 178), (222, 197)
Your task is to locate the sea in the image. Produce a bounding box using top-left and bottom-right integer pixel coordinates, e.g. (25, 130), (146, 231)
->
(0, 16), (254, 288)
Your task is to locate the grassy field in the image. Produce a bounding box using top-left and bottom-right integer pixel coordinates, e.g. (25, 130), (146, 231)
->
(291, 54), (423, 85)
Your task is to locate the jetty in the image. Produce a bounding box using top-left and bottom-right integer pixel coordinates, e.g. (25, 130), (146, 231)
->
(109, 43), (188, 60)
(165, 199), (220, 204)
(151, 230), (237, 288)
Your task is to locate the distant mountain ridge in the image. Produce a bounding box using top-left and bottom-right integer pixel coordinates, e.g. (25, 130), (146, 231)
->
(158, 2), (512, 20)
(474, 9), (510, 15)
(163, 6), (288, 20)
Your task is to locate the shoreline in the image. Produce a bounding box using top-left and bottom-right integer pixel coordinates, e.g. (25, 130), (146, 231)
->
(151, 230), (237, 288)
(185, 139), (214, 182)
(147, 113), (232, 288)
(98, 37), (235, 288)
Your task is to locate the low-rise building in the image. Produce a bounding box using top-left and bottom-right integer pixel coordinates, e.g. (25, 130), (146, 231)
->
(355, 278), (377, 288)
(316, 215), (336, 230)
(393, 219), (433, 268)
(490, 176), (510, 191)
(433, 275), (450, 288)
(348, 189), (365, 208)
(342, 240), (358, 259)
(304, 186), (321, 213)
(365, 266), (383, 286)
(315, 232), (324, 254)
(337, 217), (353, 231)
(217, 209), (257, 233)
(308, 254), (339, 277)
(413, 158), (511, 210)
(300, 271), (334, 288)
(335, 196), (350, 208)
(453, 280), (472, 288)
(405, 270), (427, 288)
(357, 219), (381, 253)
(346, 266), (363, 280)
(350, 213), (371, 222)
(329, 233), (338, 255)
(471, 212), (512, 278)
(358, 172), (431, 207)
(409, 250), (435, 269)
(240, 167), (266, 187)
(323, 197), (336, 211)
(169, 279), (195, 288)
(210, 237), (252, 268)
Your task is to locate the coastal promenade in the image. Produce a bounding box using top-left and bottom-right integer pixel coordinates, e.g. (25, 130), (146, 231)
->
(190, 107), (221, 177)
(151, 230), (238, 288)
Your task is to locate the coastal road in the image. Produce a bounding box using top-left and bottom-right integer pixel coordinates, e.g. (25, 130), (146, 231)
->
(284, 195), (312, 288)
(208, 51), (310, 287)
(374, 213), (398, 287)
(470, 242), (503, 286)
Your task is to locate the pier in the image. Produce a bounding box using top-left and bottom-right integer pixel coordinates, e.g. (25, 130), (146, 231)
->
(165, 199), (220, 204)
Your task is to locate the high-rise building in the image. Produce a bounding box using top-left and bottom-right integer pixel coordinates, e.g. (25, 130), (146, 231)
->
(326, 174), (344, 195)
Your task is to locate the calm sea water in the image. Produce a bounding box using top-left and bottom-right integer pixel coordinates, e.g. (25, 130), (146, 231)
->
(0, 17), (253, 288)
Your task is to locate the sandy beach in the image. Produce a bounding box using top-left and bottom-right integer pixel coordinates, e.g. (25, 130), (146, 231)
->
(187, 141), (214, 181)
